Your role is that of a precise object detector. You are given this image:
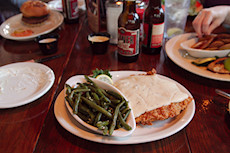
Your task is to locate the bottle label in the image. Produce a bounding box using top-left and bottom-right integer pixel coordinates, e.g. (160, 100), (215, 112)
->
(117, 27), (140, 56)
(64, 0), (79, 19)
(143, 23), (164, 48)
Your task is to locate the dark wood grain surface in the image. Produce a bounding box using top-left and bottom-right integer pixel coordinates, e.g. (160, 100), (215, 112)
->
(0, 12), (229, 153)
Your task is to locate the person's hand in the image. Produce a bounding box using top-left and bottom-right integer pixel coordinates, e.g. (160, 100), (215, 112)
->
(192, 6), (230, 37)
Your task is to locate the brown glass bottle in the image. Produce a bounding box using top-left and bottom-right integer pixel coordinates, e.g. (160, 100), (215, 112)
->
(142, 0), (164, 54)
(62, 0), (79, 23)
(117, 0), (140, 63)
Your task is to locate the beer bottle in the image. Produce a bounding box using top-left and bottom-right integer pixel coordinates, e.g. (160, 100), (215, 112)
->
(142, 0), (164, 54)
(62, 0), (79, 23)
(117, 0), (140, 63)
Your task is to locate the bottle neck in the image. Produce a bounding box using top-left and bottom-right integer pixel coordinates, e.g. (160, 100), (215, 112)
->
(123, 0), (136, 13)
(148, 0), (161, 8)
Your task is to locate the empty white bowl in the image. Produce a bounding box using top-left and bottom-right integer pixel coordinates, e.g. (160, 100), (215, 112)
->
(180, 38), (230, 58)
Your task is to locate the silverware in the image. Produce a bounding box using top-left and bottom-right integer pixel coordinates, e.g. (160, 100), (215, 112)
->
(29, 53), (65, 63)
(215, 89), (230, 100)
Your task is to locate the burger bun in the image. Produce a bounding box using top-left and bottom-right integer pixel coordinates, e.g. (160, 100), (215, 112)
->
(20, 0), (50, 24)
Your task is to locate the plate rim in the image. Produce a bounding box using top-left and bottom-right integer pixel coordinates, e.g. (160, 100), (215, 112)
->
(0, 10), (63, 41)
(0, 62), (55, 108)
(165, 33), (230, 82)
(54, 71), (195, 144)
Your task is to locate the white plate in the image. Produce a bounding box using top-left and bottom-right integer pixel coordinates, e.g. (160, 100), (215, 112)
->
(180, 37), (230, 58)
(54, 71), (195, 144)
(166, 33), (230, 82)
(0, 11), (63, 41)
(48, 0), (63, 12)
(0, 62), (55, 108)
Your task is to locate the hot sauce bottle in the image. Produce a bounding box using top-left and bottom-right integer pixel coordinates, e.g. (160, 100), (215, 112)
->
(117, 0), (140, 63)
(142, 0), (164, 54)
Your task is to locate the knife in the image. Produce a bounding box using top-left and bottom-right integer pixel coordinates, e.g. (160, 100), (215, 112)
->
(215, 89), (230, 100)
(28, 53), (65, 63)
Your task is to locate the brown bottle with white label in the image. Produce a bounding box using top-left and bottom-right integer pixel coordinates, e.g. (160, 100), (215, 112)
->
(142, 0), (164, 54)
(117, 0), (140, 63)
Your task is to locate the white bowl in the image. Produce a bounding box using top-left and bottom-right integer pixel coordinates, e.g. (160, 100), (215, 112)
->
(64, 75), (136, 137)
(180, 38), (230, 58)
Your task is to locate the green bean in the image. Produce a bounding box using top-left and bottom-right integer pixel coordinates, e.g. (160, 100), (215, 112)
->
(123, 109), (131, 121)
(121, 107), (130, 114)
(107, 90), (124, 100)
(94, 104), (109, 126)
(69, 90), (75, 99)
(119, 105), (126, 112)
(65, 84), (72, 95)
(96, 121), (110, 135)
(118, 112), (132, 131)
(116, 123), (122, 129)
(74, 89), (91, 92)
(79, 83), (91, 98)
(96, 120), (109, 128)
(125, 100), (129, 107)
(109, 101), (125, 135)
(69, 88), (90, 106)
(73, 93), (82, 114)
(111, 100), (121, 104)
(76, 82), (83, 87)
(103, 126), (108, 135)
(79, 104), (95, 124)
(84, 75), (111, 103)
(96, 88), (111, 104)
(81, 97), (112, 118)
(100, 88), (110, 97)
(84, 75), (99, 88)
(94, 113), (102, 126)
(65, 96), (74, 108)
(91, 92), (100, 105)
(84, 84), (97, 92)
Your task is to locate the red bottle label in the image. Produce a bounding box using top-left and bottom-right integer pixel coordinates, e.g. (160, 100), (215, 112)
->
(64, 0), (79, 19)
(143, 23), (164, 48)
(118, 27), (140, 56)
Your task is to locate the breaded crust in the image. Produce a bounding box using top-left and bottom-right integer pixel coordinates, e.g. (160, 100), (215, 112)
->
(135, 97), (193, 125)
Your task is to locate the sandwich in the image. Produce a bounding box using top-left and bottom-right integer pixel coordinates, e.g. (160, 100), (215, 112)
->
(114, 69), (192, 125)
(20, 0), (50, 24)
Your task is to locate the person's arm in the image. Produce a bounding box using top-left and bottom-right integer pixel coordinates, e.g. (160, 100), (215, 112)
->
(192, 5), (230, 37)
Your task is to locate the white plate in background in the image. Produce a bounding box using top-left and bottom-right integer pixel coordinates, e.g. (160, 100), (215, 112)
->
(0, 62), (55, 108)
(165, 33), (230, 82)
(0, 11), (63, 41)
(54, 71), (195, 144)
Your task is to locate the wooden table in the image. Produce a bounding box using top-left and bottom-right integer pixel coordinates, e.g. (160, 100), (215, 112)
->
(0, 12), (229, 153)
